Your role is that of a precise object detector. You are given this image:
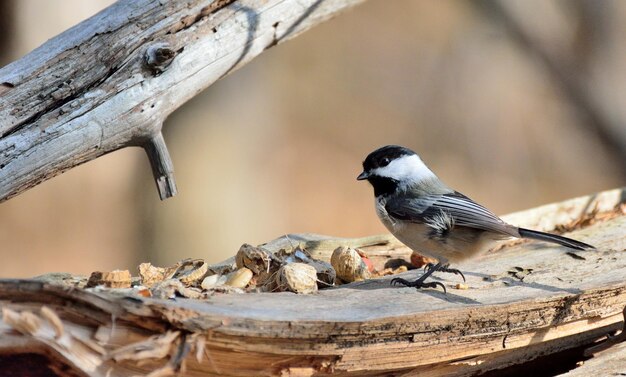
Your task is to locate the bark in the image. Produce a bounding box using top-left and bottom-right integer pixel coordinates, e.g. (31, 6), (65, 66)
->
(0, 0), (364, 201)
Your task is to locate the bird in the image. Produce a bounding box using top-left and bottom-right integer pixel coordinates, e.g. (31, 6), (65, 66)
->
(357, 145), (594, 291)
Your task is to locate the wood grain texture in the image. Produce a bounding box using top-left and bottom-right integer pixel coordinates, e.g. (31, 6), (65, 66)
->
(560, 342), (626, 376)
(0, 0), (365, 201)
(0, 189), (624, 376)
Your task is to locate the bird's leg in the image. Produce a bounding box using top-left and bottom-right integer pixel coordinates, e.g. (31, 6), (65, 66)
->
(423, 262), (466, 282)
(391, 262), (446, 292)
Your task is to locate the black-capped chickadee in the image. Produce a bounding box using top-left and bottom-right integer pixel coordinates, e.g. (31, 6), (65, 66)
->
(357, 145), (594, 291)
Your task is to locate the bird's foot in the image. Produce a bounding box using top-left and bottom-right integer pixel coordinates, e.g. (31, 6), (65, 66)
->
(439, 266), (466, 282)
(424, 263), (466, 282)
(390, 277), (447, 293)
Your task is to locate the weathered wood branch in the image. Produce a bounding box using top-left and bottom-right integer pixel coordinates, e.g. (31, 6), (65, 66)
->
(0, 0), (364, 201)
(145, 130), (177, 199)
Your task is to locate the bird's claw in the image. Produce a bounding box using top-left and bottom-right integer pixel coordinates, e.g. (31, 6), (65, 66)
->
(422, 263), (466, 282)
(390, 277), (409, 286)
(390, 277), (447, 293)
(439, 266), (466, 282)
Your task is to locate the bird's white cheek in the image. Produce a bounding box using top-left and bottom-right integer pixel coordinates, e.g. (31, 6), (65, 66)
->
(372, 154), (435, 183)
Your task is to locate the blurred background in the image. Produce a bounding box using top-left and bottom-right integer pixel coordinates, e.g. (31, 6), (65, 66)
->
(0, 0), (624, 277)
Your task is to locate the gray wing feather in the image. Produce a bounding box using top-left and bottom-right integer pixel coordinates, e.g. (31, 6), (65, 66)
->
(385, 192), (519, 237)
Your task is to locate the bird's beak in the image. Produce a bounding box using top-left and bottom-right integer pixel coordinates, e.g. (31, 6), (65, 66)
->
(357, 171), (369, 181)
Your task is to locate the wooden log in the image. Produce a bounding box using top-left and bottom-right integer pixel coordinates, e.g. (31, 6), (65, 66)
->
(0, 0), (365, 202)
(0, 188), (624, 376)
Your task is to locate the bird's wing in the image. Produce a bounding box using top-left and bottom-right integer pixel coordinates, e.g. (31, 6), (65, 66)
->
(385, 192), (519, 237)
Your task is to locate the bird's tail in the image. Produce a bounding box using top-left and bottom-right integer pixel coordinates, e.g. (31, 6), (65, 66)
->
(518, 228), (594, 251)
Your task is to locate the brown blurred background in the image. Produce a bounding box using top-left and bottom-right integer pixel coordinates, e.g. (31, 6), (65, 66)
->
(0, 0), (624, 277)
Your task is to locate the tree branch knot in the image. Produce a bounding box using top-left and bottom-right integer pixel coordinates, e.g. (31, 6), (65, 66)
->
(144, 43), (179, 75)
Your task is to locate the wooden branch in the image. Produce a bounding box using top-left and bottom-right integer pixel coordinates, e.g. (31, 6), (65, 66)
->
(0, 0), (365, 202)
(144, 130), (177, 200)
(0, 189), (624, 376)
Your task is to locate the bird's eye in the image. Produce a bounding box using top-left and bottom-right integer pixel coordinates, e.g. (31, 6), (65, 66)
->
(381, 157), (390, 165)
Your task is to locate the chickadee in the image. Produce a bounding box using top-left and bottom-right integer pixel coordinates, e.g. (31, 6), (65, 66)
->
(357, 145), (594, 291)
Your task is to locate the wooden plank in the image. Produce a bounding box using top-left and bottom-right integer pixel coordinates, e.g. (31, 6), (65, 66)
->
(0, 189), (624, 376)
(559, 343), (626, 376)
(144, 216), (626, 375)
